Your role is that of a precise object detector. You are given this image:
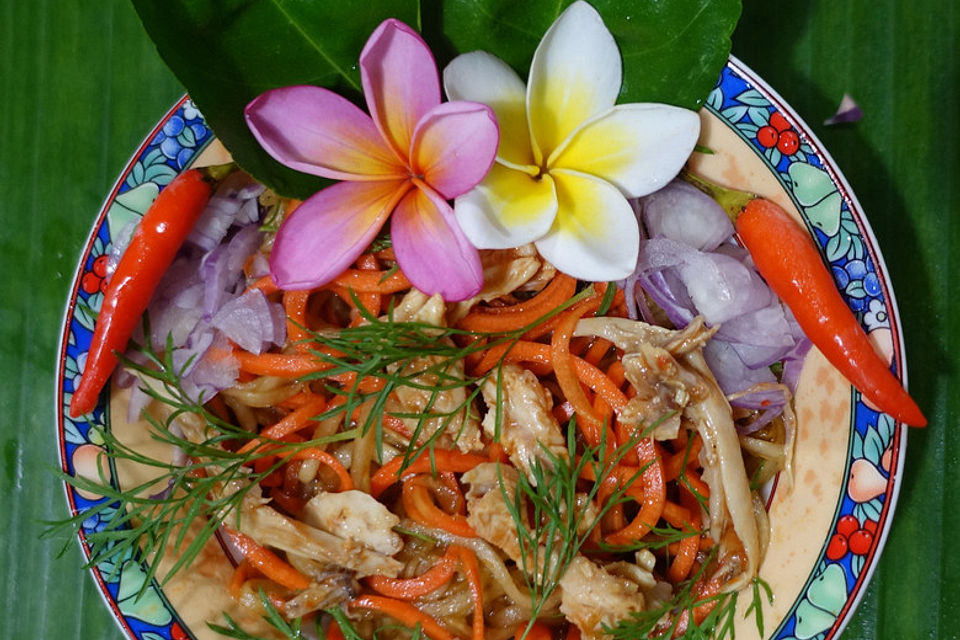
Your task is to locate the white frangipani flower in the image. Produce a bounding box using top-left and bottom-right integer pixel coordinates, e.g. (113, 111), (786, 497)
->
(443, 0), (701, 280)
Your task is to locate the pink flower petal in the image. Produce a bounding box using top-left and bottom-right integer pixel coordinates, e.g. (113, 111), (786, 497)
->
(391, 183), (483, 301)
(270, 179), (411, 290)
(443, 50), (535, 168)
(410, 101), (499, 199)
(360, 19), (441, 162)
(246, 86), (405, 181)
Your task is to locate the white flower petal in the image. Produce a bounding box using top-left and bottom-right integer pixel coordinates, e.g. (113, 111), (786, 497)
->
(443, 51), (535, 167)
(550, 104), (701, 198)
(527, 1), (622, 161)
(534, 169), (639, 281)
(455, 163), (558, 249)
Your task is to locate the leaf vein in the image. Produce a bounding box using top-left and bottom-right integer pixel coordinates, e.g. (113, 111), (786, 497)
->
(269, 0), (362, 91)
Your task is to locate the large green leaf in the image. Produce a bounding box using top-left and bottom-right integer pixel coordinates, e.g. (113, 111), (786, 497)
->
(132, 0), (738, 198)
(437, 0), (740, 108)
(130, 0), (421, 198)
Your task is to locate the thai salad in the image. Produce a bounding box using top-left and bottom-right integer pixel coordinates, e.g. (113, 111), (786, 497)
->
(62, 3), (924, 640)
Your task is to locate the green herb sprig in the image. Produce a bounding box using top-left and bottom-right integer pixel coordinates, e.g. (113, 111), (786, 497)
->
(50, 284), (600, 594)
(49, 334), (358, 592)
(298, 285), (595, 473)
(602, 551), (774, 640)
(209, 589), (317, 640)
(505, 418), (692, 640)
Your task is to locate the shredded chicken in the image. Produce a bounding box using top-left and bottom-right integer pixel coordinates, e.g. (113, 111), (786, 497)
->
(559, 556), (649, 640)
(301, 490), (402, 556)
(462, 463), (525, 565)
(480, 363), (567, 482)
(619, 343), (699, 440)
(387, 290), (483, 453)
(574, 315), (762, 593)
(679, 346), (763, 592)
(281, 571), (357, 618)
(392, 289), (447, 327)
(447, 245), (544, 324)
(238, 501), (402, 578)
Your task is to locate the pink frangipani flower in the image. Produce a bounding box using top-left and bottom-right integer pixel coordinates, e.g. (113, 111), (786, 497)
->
(245, 19), (499, 301)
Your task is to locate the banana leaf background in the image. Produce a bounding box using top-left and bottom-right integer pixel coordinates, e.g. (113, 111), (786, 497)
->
(0, 0), (957, 638)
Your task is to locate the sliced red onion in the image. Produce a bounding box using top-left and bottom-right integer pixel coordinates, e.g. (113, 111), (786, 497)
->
(187, 171), (266, 251)
(236, 196), (261, 226)
(211, 288), (286, 355)
(246, 251), (271, 279)
(620, 180), (812, 418)
(118, 181), (271, 408)
(780, 325), (813, 393)
(200, 224), (263, 320)
(171, 327), (216, 377)
(704, 340), (777, 394)
(640, 179), (734, 251)
(149, 477), (177, 501)
(182, 333), (241, 403)
(189, 196), (241, 251)
(638, 237), (773, 325)
(636, 270), (694, 327)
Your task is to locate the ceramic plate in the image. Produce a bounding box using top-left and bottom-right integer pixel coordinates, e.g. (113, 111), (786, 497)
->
(56, 57), (910, 640)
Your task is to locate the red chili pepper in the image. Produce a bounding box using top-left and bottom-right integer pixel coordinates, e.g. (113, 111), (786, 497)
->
(736, 198), (926, 427)
(69, 168), (213, 418)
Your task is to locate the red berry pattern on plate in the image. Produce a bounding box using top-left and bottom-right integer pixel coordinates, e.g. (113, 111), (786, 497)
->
(756, 109), (802, 158)
(829, 514), (879, 560)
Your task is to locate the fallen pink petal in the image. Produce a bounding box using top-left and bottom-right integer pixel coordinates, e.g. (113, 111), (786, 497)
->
(824, 93), (863, 125)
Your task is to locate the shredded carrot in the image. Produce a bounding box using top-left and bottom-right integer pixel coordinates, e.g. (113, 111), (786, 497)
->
(332, 268), (411, 293)
(680, 467), (711, 501)
(663, 433), (704, 481)
(234, 350), (330, 377)
(457, 274), (577, 332)
(550, 296), (627, 455)
(552, 401), (575, 424)
(451, 545), (485, 640)
(402, 476), (477, 538)
(487, 441), (508, 463)
(259, 467), (284, 488)
(370, 449), (489, 498)
(356, 253), (380, 270)
(349, 595), (456, 640)
(325, 621), (347, 640)
(437, 471), (467, 515)
(551, 297), (608, 447)
(331, 284), (381, 319)
(597, 473), (626, 532)
(583, 337), (612, 366)
(283, 289), (314, 352)
(365, 546), (459, 599)
(224, 529), (310, 592)
(246, 274), (279, 295)
(523, 282), (609, 341)
(573, 357), (628, 414)
(668, 488), (704, 583)
(606, 360), (626, 386)
(517, 621), (554, 640)
(228, 559), (255, 599)
(269, 486), (307, 516)
(238, 394), (327, 455)
(471, 339), (553, 376)
(605, 439), (666, 545)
